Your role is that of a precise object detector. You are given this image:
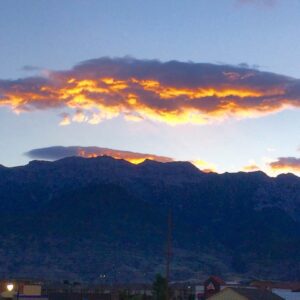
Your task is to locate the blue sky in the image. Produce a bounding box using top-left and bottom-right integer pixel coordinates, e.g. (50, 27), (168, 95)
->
(0, 0), (299, 175)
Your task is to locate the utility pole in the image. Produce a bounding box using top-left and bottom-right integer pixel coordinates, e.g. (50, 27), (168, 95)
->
(165, 209), (172, 300)
(112, 242), (118, 300)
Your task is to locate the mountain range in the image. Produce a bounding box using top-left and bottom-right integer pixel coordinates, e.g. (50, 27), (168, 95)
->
(0, 156), (299, 283)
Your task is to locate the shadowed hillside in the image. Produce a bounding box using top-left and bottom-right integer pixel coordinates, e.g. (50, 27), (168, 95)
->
(0, 156), (299, 282)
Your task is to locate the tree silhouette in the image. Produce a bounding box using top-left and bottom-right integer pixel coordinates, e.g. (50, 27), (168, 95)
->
(152, 274), (167, 300)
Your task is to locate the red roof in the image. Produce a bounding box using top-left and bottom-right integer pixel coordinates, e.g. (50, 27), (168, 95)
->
(204, 276), (225, 286)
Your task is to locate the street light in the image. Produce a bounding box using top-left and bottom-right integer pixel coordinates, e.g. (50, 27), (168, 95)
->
(6, 284), (14, 292)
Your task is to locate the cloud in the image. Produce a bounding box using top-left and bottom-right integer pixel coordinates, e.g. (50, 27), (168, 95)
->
(22, 65), (43, 72)
(243, 164), (260, 172)
(269, 157), (300, 175)
(1, 57), (300, 125)
(59, 112), (71, 126)
(191, 159), (217, 173)
(25, 146), (219, 173)
(25, 146), (174, 164)
(23, 146), (300, 177)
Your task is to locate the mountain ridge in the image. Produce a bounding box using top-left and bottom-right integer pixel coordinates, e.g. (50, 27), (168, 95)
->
(0, 156), (299, 282)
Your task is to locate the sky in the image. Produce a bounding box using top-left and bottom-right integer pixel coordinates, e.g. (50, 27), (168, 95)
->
(0, 0), (299, 176)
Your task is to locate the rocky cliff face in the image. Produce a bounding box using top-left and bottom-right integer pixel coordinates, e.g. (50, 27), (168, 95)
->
(0, 156), (299, 282)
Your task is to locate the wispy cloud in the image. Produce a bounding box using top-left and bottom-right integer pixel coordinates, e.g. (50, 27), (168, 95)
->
(21, 65), (43, 72)
(1, 57), (300, 126)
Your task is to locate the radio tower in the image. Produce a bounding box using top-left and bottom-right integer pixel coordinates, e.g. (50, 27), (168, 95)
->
(165, 209), (172, 300)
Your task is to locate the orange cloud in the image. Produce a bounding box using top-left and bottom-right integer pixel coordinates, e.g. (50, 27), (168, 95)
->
(243, 164), (261, 172)
(191, 160), (217, 173)
(269, 157), (300, 175)
(25, 145), (300, 177)
(1, 57), (300, 125)
(25, 146), (219, 173)
(77, 148), (173, 164)
(25, 146), (173, 165)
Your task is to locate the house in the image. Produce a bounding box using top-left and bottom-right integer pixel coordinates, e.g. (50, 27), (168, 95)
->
(202, 276), (225, 299)
(208, 287), (284, 300)
(0, 280), (48, 300)
(250, 280), (300, 291)
(250, 280), (300, 299)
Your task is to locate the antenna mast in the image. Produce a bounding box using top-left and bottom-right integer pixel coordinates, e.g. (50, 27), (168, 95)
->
(166, 209), (172, 300)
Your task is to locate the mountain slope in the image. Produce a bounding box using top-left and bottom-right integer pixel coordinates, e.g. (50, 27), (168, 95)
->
(0, 156), (299, 282)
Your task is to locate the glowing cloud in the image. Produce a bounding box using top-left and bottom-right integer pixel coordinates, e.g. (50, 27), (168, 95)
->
(24, 146), (300, 177)
(243, 164), (261, 172)
(1, 57), (300, 125)
(269, 157), (300, 175)
(25, 146), (174, 165)
(25, 146), (219, 173)
(191, 160), (217, 173)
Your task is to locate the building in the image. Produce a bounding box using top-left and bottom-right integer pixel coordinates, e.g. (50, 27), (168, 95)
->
(250, 280), (300, 299)
(43, 282), (152, 300)
(250, 280), (300, 291)
(202, 276), (225, 299)
(208, 287), (284, 300)
(0, 279), (48, 300)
